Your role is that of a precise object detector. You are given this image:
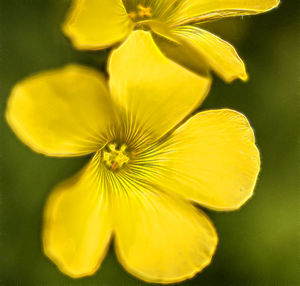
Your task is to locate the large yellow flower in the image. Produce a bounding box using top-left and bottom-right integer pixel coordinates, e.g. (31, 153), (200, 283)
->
(6, 31), (260, 283)
(63, 0), (279, 82)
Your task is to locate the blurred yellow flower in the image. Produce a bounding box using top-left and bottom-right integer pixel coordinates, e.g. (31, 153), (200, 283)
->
(6, 31), (260, 283)
(63, 0), (279, 82)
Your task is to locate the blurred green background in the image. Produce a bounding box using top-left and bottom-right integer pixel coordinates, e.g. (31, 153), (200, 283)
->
(0, 1), (299, 285)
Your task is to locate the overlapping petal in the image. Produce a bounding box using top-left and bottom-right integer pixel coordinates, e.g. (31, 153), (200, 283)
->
(171, 25), (248, 82)
(113, 187), (217, 283)
(174, 0), (280, 25)
(108, 30), (211, 140)
(153, 109), (260, 211)
(63, 0), (134, 49)
(6, 65), (114, 157)
(43, 155), (113, 277)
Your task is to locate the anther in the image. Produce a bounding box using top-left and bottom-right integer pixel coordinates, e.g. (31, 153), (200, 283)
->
(137, 4), (152, 18)
(128, 4), (152, 21)
(128, 11), (137, 20)
(102, 143), (130, 171)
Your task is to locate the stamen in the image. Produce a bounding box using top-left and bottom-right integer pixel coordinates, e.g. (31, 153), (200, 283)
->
(128, 11), (137, 20)
(128, 4), (152, 21)
(137, 4), (152, 18)
(102, 143), (130, 171)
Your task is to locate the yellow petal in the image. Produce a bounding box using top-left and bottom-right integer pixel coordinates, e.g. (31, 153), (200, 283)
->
(63, 0), (134, 50)
(43, 155), (112, 278)
(175, 0), (280, 25)
(6, 65), (114, 157)
(155, 109), (260, 211)
(108, 30), (211, 140)
(171, 26), (247, 82)
(113, 188), (217, 283)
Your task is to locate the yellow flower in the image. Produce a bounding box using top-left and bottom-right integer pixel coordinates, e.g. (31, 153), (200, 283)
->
(6, 31), (260, 283)
(63, 0), (279, 82)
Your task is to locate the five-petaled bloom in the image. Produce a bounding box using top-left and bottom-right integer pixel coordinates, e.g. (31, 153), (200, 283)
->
(63, 0), (279, 82)
(6, 31), (260, 284)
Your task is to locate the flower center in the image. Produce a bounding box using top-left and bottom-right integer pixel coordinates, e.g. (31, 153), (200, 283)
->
(128, 4), (152, 21)
(102, 143), (130, 171)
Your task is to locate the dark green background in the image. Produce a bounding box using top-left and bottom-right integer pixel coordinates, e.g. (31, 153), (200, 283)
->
(0, 1), (299, 285)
